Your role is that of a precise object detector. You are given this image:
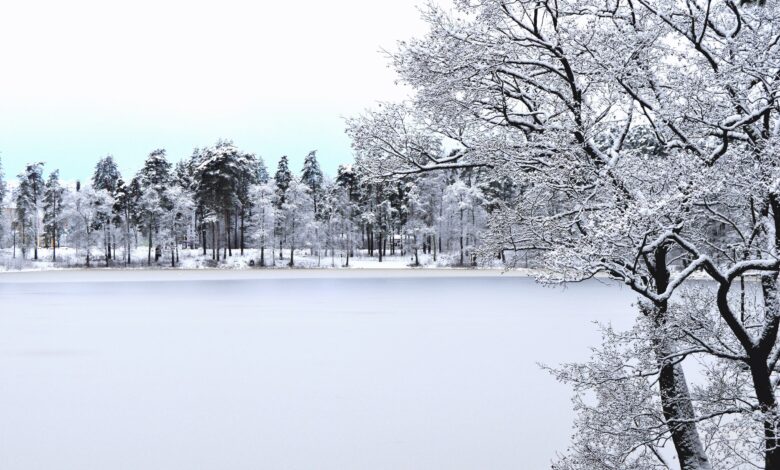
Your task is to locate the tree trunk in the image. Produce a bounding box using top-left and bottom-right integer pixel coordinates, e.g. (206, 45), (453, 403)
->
(225, 211), (231, 258)
(201, 216), (207, 256)
(147, 221), (153, 266)
(754, 274), (780, 469)
(211, 221), (216, 261)
(240, 211), (245, 256)
(234, 210), (239, 251)
(52, 218), (57, 262)
(642, 246), (711, 470)
(125, 212), (131, 265)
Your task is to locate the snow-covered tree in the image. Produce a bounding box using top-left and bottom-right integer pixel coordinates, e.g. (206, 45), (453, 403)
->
(193, 141), (257, 260)
(92, 155), (122, 264)
(250, 182), (276, 266)
(443, 180), (483, 266)
(15, 163), (45, 260)
(279, 177), (313, 267)
(301, 150), (324, 218)
(65, 185), (113, 267)
(255, 156), (269, 184)
(42, 170), (64, 261)
(160, 185), (195, 267)
(113, 177), (138, 265)
(92, 155), (121, 194)
(136, 149), (171, 265)
(348, 0), (780, 466)
(274, 155), (293, 203)
(273, 156), (293, 259)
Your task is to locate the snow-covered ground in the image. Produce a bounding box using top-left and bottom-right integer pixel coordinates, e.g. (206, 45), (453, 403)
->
(0, 247), (513, 272)
(0, 272), (636, 469)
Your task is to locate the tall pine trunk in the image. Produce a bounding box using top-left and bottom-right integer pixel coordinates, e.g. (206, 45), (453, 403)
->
(240, 211), (245, 256)
(147, 220), (153, 266)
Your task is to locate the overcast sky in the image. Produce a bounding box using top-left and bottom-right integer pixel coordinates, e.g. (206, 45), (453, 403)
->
(0, 0), (430, 181)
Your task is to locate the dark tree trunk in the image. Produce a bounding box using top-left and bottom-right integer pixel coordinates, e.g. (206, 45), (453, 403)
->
(752, 274), (780, 469)
(225, 211), (231, 258)
(211, 221), (217, 261)
(201, 217), (207, 256)
(52, 218), (57, 262)
(147, 222), (153, 266)
(642, 247), (711, 470)
(234, 210), (239, 251)
(240, 211), (245, 256)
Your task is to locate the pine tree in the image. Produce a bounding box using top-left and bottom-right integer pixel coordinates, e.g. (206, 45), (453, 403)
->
(92, 155), (121, 193)
(274, 156), (292, 204)
(42, 170), (64, 261)
(114, 178), (138, 265)
(173, 159), (195, 191)
(16, 163), (45, 260)
(255, 156), (270, 184)
(92, 155), (123, 264)
(273, 156), (293, 258)
(301, 150), (324, 219)
(137, 149), (171, 265)
(192, 142), (257, 260)
(139, 149), (171, 191)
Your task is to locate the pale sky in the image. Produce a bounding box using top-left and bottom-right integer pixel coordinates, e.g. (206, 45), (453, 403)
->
(0, 0), (430, 181)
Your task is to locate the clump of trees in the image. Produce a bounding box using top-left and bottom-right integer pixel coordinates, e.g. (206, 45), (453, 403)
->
(0, 141), (498, 268)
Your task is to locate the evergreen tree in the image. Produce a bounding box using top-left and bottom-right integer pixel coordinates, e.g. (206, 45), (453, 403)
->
(255, 156), (269, 184)
(274, 156), (292, 205)
(273, 156), (293, 258)
(173, 159), (195, 191)
(139, 149), (171, 191)
(301, 150), (324, 219)
(114, 177), (138, 264)
(193, 142), (256, 260)
(92, 155), (121, 193)
(137, 149), (171, 265)
(42, 170), (64, 261)
(16, 163), (45, 260)
(92, 155), (122, 264)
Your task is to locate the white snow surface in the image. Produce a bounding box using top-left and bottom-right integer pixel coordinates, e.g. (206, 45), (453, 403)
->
(0, 271), (636, 469)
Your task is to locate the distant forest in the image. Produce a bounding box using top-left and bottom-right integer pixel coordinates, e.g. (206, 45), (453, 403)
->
(0, 141), (514, 268)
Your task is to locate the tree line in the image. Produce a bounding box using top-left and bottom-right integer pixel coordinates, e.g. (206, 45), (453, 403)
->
(0, 141), (515, 268)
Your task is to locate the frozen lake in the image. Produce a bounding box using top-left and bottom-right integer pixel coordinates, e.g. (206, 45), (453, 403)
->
(0, 271), (636, 469)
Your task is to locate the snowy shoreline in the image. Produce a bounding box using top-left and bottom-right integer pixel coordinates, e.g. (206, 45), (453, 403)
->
(0, 266), (543, 283)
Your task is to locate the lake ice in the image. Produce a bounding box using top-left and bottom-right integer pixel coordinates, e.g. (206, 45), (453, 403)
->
(0, 271), (636, 469)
